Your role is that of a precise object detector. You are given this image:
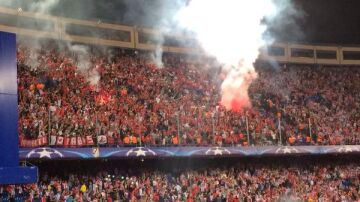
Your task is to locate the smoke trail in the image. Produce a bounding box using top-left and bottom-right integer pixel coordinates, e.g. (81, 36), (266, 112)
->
(152, 44), (164, 68)
(148, 33), (165, 68)
(8, 0), (101, 85)
(14, 0), (59, 71)
(29, 0), (59, 14)
(176, 0), (277, 111)
(263, 0), (305, 44)
(33, 0), (99, 86)
(70, 45), (99, 86)
(122, 0), (186, 68)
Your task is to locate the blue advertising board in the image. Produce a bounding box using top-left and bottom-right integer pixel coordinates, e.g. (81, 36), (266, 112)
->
(19, 145), (360, 160)
(0, 31), (37, 184)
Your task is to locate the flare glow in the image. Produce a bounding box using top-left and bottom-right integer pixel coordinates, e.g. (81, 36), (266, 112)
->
(177, 0), (276, 111)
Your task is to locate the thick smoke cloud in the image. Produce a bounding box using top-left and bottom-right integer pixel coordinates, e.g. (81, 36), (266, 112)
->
(0, 0), (303, 107)
(174, 0), (303, 111)
(116, 0), (303, 111)
(263, 0), (306, 43)
(175, 0), (271, 111)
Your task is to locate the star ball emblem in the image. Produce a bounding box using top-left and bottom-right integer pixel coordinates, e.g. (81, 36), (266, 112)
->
(205, 147), (231, 155)
(126, 147), (156, 157)
(26, 147), (64, 159)
(275, 146), (300, 154)
(336, 145), (360, 153)
(92, 147), (100, 157)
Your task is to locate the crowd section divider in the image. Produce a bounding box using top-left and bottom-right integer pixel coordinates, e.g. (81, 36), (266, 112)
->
(18, 145), (360, 160)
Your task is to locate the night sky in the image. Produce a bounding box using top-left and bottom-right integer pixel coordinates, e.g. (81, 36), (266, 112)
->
(1, 0), (360, 45)
(285, 0), (360, 45)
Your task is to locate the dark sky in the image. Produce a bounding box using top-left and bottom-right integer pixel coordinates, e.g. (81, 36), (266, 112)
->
(1, 0), (360, 45)
(289, 0), (360, 45)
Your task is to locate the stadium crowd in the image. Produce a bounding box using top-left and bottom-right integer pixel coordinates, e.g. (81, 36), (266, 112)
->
(1, 162), (359, 201)
(17, 43), (360, 147)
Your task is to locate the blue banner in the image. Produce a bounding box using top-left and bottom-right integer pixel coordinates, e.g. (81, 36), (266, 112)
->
(19, 145), (360, 160)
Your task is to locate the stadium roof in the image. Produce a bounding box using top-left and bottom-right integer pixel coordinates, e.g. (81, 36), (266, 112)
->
(1, 0), (360, 45)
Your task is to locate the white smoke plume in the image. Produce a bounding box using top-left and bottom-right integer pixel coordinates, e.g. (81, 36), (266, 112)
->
(176, 0), (277, 111)
(149, 34), (165, 68)
(15, 0), (59, 71)
(25, 48), (41, 71)
(9, 0), (101, 86)
(70, 45), (99, 86)
(5, 0), (299, 91)
(122, 0), (186, 68)
(151, 46), (164, 68)
(29, 0), (59, 14)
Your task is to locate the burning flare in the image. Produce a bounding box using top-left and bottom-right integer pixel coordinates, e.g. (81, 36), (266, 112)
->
(177, 0), (276, 111)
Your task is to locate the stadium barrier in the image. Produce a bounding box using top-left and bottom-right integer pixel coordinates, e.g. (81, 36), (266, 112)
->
(1, 6), (360, 65)
(19, 145), (360, 160)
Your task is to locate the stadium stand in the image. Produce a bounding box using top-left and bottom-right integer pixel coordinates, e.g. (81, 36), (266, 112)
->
(0, 4), (359, 202)
(17, 44), (360, 148)
(1, 157), (360, 201)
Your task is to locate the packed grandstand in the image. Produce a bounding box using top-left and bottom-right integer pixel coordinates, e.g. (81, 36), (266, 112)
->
(1, 1), (360, 201)
(6, 42), (359, 201)
(1, 157), (360, 201)
(17, 43), (360, 148)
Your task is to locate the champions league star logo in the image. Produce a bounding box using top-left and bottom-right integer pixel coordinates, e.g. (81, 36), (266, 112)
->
(275, 146), (300, 154)
(92, 147), (100, 158)
(26, 147), (64, 159)
(336, 145), (360, 153)
(126, 147), (156, 157)
(205, 147), (231, 155)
